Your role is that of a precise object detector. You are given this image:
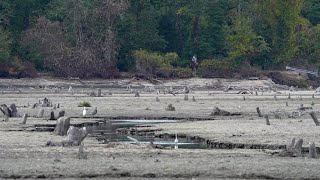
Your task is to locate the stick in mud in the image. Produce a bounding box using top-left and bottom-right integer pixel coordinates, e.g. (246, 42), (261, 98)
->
(264, 115), (270, 125)
(309, 142), (318, 158)
(309, 112), (320, 126)
(21, 113), (28, 124)
(256, 107), (263, 117)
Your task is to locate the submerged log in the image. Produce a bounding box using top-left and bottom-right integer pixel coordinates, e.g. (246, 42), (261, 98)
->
(53, 117), (71, 136)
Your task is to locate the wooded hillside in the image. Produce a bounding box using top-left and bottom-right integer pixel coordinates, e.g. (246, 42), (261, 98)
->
(0, 0), (319, 78)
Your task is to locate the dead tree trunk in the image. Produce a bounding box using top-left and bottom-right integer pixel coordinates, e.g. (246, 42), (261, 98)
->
(309, 112), (320, 126)
(256, 107), (263, 117)
(53, 117), (71, 136)
(21, 114), (28, 124)
(9, 104), (18, 117)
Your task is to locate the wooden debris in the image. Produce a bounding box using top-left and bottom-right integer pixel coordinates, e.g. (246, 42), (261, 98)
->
(211, 107), (230, 116)
(279, 138), (303, 157)
(53, 117), (71, 136)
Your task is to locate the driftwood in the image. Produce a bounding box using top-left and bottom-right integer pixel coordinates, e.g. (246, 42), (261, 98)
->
(21, 114), (28, 124)
(37, 108), (44, 118)
(309, 112), (320, 126)
(49, 111), (55, 120)
(165, 104), (175, 111)
(279, 138), (303, 157)
(57, 110), (65, 119)
(47, 126), (88, 146)
(256, 107), (263, 117)
(53, 117), (71, 136)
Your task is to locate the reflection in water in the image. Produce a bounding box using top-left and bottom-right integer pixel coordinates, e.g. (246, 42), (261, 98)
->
(83, 120), (207, 149)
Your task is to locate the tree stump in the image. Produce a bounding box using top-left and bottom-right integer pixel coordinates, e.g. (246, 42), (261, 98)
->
(309, 142), (318, 158)
(135, 92), (140, 97)
(0, 104), (11, 117)
(57, 110), (65, 119)
(57, 103), (60, 108)
(156, 96), (160, 102)
(37, 108), (44, 118)
(210, 107), (230, 116)
(91, 107), (97, 116)
(9, 104), (18, 117)
(274, 94), (277, 101)
(286, 102), (289, 107)
(21, 114), (28, 124)
(53, 117), (71, 136)
(184, 94), (188, 101)
(2, 115), (9, 122)
(309, 112), (320, 126)
(279, 138), (303, 157)
(89, 91), (96, 97)
(165, 104), (175, 111)
(78, 143), (87, 159)
(47, 126), (88, 146)
(49, 111), (55, 120)
(97, 88), (102, 97)
(192, 96), (196, 102)
(264, 115), (270, 125)
(288, 93), (291, 99)
(256, 107), (263, 117)
(312, 94), (315, 99)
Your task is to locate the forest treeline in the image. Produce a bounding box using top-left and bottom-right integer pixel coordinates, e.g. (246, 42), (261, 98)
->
(0, 0), (320, 78)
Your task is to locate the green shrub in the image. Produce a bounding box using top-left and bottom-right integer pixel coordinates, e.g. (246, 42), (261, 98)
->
(133, 49), (173, 76)
(173, 68), (193, 78)
(199, 59), (231, 70)
(78, 101), (91, 107)
(198, 59), (234, 78)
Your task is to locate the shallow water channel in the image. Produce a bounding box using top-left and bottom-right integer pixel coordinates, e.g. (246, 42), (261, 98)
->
(83, 120), (207, 149)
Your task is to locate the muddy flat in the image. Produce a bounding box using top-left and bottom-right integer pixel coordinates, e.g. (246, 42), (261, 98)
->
(1, 77), (320, 179)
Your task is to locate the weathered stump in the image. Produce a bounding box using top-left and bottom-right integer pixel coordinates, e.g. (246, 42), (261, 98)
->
(312, 94), (315, 99)
(211, 107), (230, 116)
(0, 104), (11, 117)
(91, 107), (97, 116)
(89, 91), (96, 97)
(279, 138), (303, 157)
(37, 108), (44, 118)
(286, 102), (289, 107)
(57, 110), (65, 119)
(135, 92), (140, 97)
(288, 93), (291, 99)
(78, 143), (87, 159)
(9, 104), (18, 117)
(192, 96), (196, 102)
(49, 111), (55, 120)
(57, 103), (60, 108)
(97, 88), (102, 97)
(2, 115), (9, 122)
(243, 96), (246, 101)
(165, 104), (175, 111)
(184, 94), (188, 101)
(156, 96), (160, 102)
(309, 112), (320, 126)
(53, 117), (71, 136)
(47, 126), (88, 146)
(21, 114), (28, 124)
(311, 101), (315, 106)
(274, 94), (277, 101)
(256, 107), (263, 117)
(264, 115), (270, 125)
(309, 142), (318, 158)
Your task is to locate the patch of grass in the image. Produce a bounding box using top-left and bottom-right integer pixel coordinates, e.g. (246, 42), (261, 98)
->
(78, 101), (91, 107)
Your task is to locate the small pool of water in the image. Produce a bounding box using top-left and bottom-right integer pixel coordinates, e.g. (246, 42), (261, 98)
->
(84, 120), (207, 149)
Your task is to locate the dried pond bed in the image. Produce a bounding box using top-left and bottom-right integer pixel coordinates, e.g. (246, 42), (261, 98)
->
(1, 77), (320, 179)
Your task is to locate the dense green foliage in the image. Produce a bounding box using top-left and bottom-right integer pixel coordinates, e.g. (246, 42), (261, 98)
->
(1, 0), (320, 78)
